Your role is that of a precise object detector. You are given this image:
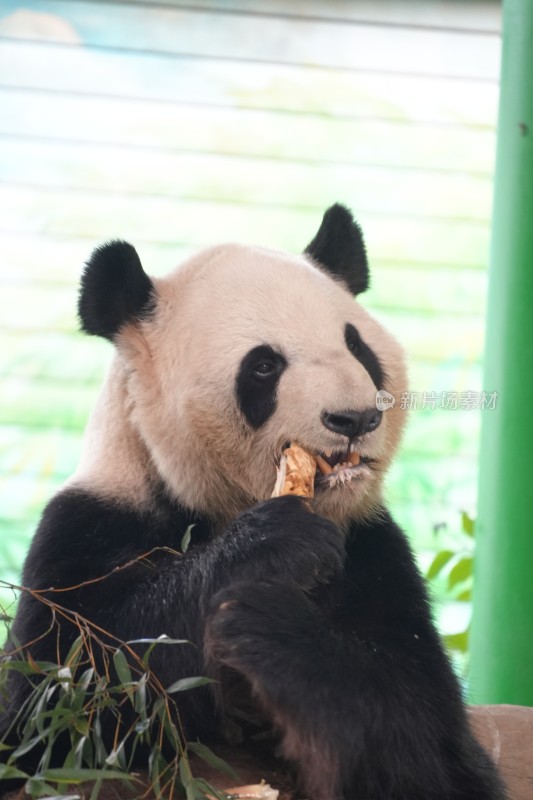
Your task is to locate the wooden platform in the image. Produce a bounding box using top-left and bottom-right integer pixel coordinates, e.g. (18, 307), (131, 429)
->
(469, 705), (533, 800)
(3, 705), (533, 799)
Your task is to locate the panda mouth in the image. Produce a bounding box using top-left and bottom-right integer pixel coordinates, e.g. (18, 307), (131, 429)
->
(276, 442), (375, 493)
(314, 447), (374, 489)
(315, 448), (373, 485)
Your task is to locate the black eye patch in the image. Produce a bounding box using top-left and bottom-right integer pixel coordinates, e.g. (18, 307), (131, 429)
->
(345, 323), (385, 390)
(236, 345), (287, 429)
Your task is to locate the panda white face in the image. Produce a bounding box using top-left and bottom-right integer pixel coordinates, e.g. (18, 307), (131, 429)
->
(76, 206), (407, 527)
(120, 248), (406, 527)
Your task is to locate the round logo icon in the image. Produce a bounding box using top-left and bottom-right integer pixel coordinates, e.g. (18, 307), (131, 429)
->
(376, 390), (395, 411)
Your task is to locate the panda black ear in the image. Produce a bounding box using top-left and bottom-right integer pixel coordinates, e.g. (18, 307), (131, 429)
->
(78, 240), (155, 339)
(304, 204), (369, 295)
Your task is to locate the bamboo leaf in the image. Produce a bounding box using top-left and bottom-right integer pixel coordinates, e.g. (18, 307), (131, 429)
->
(89, 778), (104, 800)
(448, 557), (474, 589)
(105, 742), (126, 770)
(77, 667), (94, 692)
(444, 630), (469, 653)
(112, 649), (132, 687)
(134, 673), (148, 718)
(64, 636), (83, 670)
(126, 634), (191, 667)
(167, 677), (215, 694)
(426, 549), (454, 580)
(2, 659), (58, 675)
(180, 755), (195, 799)
(36, 796), (81, 800)
(192, 777), (229, 800)
(25, 778), (68, 797)
(42, 767), (135, 783)
(461, 511), (475, 537)
(127, 636), (190, 645)
(73, 717), (90, 736)
(0, 764), (28, 780)
(35, 796), (81, 800)
(72, 736), (87, 770)
(148, 744), (165, 798)
(186, 741), (238, 780)
(181, 524), (195, 553)
(12, 733), (48, 759)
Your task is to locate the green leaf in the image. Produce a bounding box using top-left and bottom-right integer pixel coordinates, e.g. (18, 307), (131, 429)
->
(191, 777), (229, 800)
(0, 764), (28, 780)
(186, 741), (238, 780)
(13, 733), (48, 759)
(166, 677), (215, 694)
(35, 796), (81, 800)
(1, 659), (58, 676)
(448, 556), (474, 589)
(455, 588), (472, 602)
(134, 718), (150, 735)
(127, 636), (190, 646)
(444, 630), (469, 653)
(134, 672), (148, 719)
(148, 744), (166, 798)
(461, 511), (475, 537)
(181, 524), (195, 553)
(112, 649), (132, 687)
(81, 735), (94, 768)
(89, 778), (104, 800)
(426, 550), (454, 580)
(36, 796), (81, 800)
(32, 680), (59, 736)
(64, 635), (83, 669)
(25, 778), (69, 797)
(41, 767), (135, 783)
(77, 667), (94, 693)
(70, 735), (87, 771)
(93, 715), (108, 765)
(180, 756), (194, 798)
(185, 781), (198, 800)
(73, 717), (90, 736)
(126, 635), (191, 667)
(105, 742), (126, 770)
(185, 776), (223, 800)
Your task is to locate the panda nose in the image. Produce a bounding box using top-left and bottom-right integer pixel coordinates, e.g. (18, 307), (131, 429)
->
(321, 408), (382, 439)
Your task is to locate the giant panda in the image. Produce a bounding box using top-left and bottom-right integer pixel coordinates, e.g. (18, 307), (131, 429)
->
(0, 205), (506, 799)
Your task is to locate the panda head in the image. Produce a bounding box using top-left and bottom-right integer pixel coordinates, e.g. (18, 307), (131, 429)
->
(77, 204), (407, 527)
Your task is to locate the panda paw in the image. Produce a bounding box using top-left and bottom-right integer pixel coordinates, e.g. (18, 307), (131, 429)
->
(226, 495), (345, 591)
(206, 580), (321, 679)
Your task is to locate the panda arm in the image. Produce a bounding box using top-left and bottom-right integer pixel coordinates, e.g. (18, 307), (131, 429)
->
(335, 511), (505, 798)
(3, 491), (341, 752)
(8, 492), (340, 672)
(207, 509), (506, 800)
(338, 508), (447, 654)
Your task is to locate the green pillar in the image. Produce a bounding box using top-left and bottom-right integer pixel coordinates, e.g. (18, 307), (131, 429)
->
(469, 0), (533, 705)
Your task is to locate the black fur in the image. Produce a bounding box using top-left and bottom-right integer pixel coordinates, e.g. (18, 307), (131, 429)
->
(1, 492), (506, 800)
(78, 240), (155, 339)
(235, 344), (287, 428)
(1, 211), (506, 798)
(345, 322), (385, 389)
(305, 204), (370, 295)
